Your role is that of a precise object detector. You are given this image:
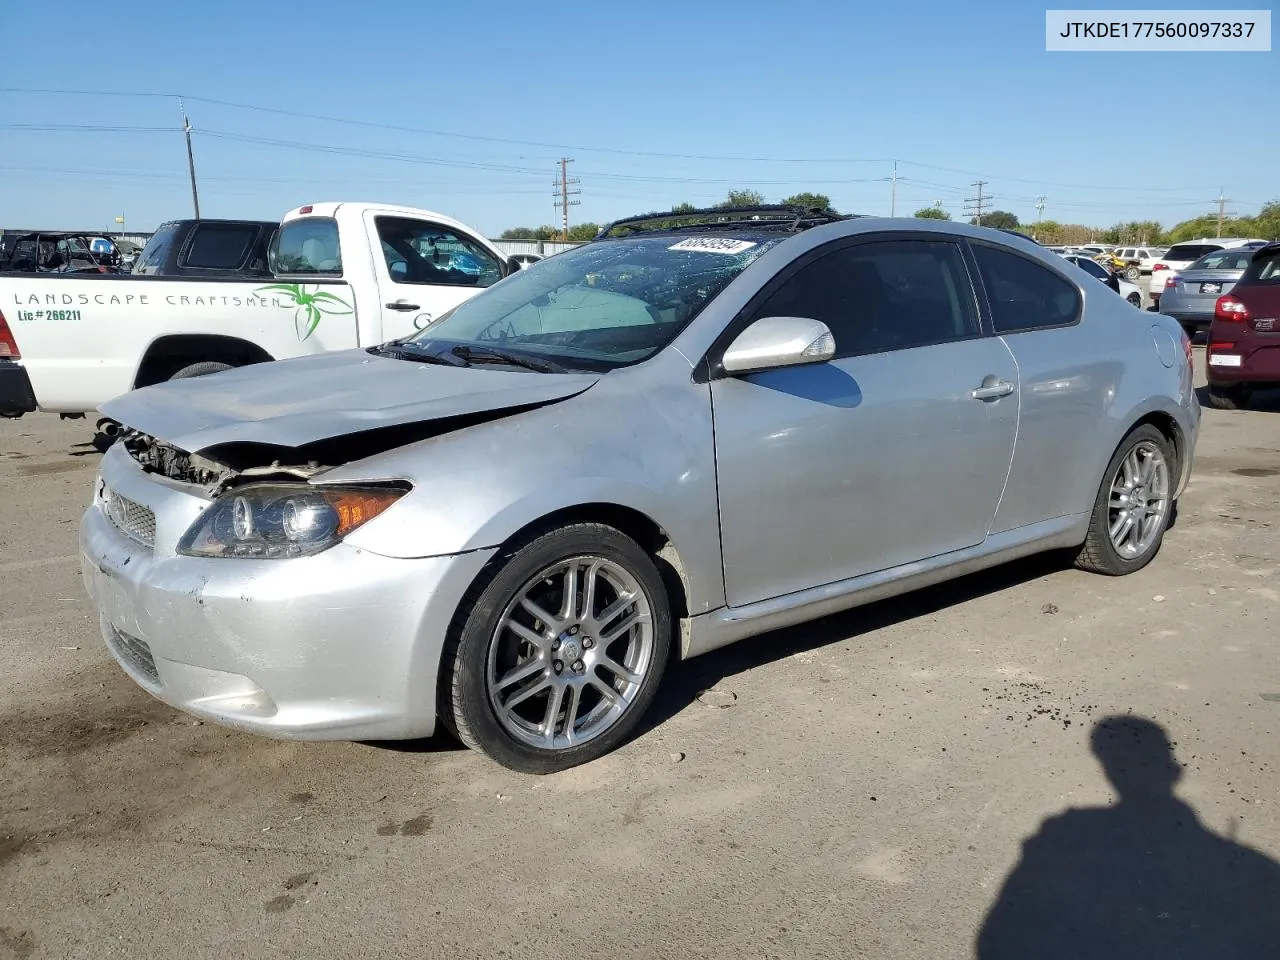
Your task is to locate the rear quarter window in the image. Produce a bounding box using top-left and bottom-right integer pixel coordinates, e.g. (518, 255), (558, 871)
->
(1239, 251), (1280, 285)
(271, 218), (342, 276)
(972, 244), (1082, 333)
(133, 223), (180, 275)
(182, 223), (259, 270)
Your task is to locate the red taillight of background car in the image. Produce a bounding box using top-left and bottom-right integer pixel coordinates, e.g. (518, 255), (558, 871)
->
(1164, 274), (1178, 289)
(1152, 263), (1168, 272)
(0, 310), (21, 359)
(1215, 295), (1251, 322)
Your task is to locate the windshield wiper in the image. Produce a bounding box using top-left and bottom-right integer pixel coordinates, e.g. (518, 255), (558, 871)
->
(450, 344), (563, 373)
(371, 343), (467, 366)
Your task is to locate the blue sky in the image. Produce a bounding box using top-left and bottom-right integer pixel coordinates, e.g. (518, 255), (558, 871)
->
(2, 0), (1276, 236)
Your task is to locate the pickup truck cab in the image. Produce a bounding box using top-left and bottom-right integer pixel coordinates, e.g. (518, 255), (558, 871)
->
(0, 201), (515, 421)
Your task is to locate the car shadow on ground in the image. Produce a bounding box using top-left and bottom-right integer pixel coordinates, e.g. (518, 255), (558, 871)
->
(974, 714), (1280, 958)
(1195, 384), (1280, 413)
(638, 550), (1070, 736)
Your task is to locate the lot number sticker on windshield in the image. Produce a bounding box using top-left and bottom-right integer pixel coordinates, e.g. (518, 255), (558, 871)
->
(668, 237), (758, 255)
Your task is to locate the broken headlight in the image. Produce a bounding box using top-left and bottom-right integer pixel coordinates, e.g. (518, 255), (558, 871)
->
(178, 484), (406, 559)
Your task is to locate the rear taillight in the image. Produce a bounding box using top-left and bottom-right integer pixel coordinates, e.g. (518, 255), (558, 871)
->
(1165, 275), (1178, 289)
(0, 310), (20, 359)
(1180, 328), (1193, 370)
(1152, 263), (1168, 272)
(1215, 295), (1251, 322)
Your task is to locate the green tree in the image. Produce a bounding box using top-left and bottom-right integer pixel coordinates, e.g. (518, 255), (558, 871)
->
(913, 206), (951, 220)
(971, 210), (1020, 230)
(564, 223), (601, 242)
(720, 189), (765, 209)
(671, 202), (698, 214)
(781, 192), (833, 210)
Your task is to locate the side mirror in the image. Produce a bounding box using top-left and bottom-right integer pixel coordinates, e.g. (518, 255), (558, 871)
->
(721, 316), (836, 375)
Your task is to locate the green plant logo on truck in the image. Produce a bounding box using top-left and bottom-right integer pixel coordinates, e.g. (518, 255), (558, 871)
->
(255, 283), (353, 341)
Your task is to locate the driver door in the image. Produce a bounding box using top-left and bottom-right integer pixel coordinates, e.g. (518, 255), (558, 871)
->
(365, 213), (506, 341)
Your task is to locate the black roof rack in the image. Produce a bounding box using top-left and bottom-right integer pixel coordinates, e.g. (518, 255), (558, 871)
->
(596, 204), (857, 240)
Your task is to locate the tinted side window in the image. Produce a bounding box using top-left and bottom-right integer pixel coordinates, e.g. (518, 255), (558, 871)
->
(749, 239), (979, 356)
(374, 217), (502, 288)
(183, 223), (259, 269)
(973, 244), (1081, 333)
(133, 223), (180, 275)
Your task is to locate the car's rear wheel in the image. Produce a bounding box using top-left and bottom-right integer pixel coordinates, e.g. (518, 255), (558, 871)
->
(442, 523), (671, 773)
(1124, 265), (1140, 281)
(1127, 292), (1142, 308)
(1207, 384), (1250, 410)
(1075, 424), (1174, 576)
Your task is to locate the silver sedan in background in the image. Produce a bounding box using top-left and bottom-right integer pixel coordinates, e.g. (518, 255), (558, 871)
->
(1158, 247), (1258, 339)
(82, 210), (1200, 772)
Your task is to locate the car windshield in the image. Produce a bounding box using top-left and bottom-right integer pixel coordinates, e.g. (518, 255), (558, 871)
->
(1188, 250), (1253, 271)
(405, 234), (782, 370)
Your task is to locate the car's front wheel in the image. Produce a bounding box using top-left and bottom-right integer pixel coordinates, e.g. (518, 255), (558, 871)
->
(1124, 265), (1141, 281)
(442, 523), (672, 773)
(1075, 424), (1175, 576)
(1127, 292), (1142, 308)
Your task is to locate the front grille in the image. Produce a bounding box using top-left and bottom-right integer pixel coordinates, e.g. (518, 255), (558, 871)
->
(105, 624), (161, 687)
(102, 486), (156, 548)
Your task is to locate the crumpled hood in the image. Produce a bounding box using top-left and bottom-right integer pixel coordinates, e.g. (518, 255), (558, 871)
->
(100, 348), (600, 452)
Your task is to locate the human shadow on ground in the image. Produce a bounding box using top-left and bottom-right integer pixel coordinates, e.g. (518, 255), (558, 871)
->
(976, 715), (1280, 959)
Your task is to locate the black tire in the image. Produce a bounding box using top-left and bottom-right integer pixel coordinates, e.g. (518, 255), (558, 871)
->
(170, 360), (233, 380)
(1127, 293), (1142, 309)
(441, 523), (672, 773)
(1124, 265), (1140, 281)
(1207, 384), (1250, 411)
(1181, 324), (1197, 342)
(1075, 424), (1175, 576)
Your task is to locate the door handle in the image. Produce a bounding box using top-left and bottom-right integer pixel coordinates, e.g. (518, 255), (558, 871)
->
(972, 376), (1015, 401)
(385, 300), (420, 312)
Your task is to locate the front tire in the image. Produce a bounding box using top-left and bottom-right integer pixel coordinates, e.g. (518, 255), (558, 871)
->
(1124, 265), (1140, 281)
(442, 523), (672, 773)
(1075, 425), (1174, 576)
(1127, 293), (1142, 308)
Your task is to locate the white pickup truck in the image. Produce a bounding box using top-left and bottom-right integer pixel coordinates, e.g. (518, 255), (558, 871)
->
(0, 201), (517, 425)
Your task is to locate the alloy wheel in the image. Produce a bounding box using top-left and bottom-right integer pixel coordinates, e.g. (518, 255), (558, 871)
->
(1108, 440), (1170, 559)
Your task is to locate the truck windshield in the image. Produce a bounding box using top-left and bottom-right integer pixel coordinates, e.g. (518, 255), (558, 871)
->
(408, 234), (780, 370)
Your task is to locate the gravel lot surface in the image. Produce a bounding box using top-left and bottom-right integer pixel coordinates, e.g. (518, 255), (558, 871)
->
(2, 352), (1278, 959)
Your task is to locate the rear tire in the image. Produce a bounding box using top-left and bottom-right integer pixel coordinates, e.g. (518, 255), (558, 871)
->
(1207, 384), (1250, 410)
(170, 360), (233, 380)
(1075, 424), (1175, 576)
(1124, 265), (1140, 281)
(441, 523), (672, 773)
(1127, 293), (1142, 308)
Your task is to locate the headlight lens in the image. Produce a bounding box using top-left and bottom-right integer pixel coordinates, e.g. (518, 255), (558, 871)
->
(178, 484), (406, 559)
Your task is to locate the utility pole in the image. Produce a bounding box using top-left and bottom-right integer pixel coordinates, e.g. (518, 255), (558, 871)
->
(890, 159), (897, 216)
(551, 158), (580, 241)
(180, 99), (201, 218)
(1035, 195), (1046, 223)
(963, 180), (989, 225)
(1216, 187), (1232, 238)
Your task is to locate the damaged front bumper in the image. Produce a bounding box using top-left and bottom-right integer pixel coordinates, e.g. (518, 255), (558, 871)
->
(80, 443), (495, 741)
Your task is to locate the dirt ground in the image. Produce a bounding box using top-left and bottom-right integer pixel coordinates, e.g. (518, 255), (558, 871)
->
(2, 352), (1278, 960)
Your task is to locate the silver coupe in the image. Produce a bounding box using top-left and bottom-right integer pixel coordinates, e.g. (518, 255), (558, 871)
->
(81, 209), (1201, 772)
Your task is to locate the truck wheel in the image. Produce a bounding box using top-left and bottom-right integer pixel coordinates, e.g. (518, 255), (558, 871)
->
(1124, 265), (1140, 281)
(170, 361), (233, 380)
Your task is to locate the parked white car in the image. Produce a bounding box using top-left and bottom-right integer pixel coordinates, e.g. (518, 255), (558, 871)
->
(1148, 238), (1269, 306)
(0, 202), (517, 426)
